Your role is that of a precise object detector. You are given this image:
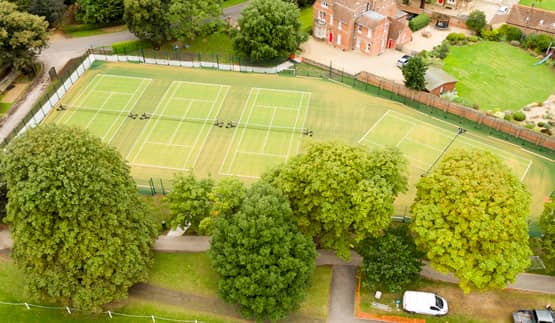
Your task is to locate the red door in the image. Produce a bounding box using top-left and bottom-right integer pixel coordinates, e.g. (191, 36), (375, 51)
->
(387, 39), (393, 48)
(329, 32), (333, 43)
(438, 0), (443, 4)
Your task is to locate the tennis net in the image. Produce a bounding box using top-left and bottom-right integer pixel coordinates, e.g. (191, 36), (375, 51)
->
(58, 105), (217, 125)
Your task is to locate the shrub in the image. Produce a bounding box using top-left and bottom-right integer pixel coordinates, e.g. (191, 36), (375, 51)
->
(513, 111), (526, 121)
(480, 29), (500, 41)
(538, 121), (545, 127)
(467, 35), (478, 42)
(541, 128), (553, 135)
(498, 24), (523, 41)
(112, 39), (152, 53)
(523, 33), (554, 53)
(447, 32), (466, 42)
(466, 10), (486, 34)
(504, 113), (512, 121)
(471, 103), (480, 110)
(409, 14), (430, 31)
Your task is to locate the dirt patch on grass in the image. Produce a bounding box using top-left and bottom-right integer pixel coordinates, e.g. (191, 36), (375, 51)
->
(2, 83), (27, 102)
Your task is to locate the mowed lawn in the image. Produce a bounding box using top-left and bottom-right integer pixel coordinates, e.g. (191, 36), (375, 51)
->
(0, 253), (331, 322)
(519, 0), (555, 10)
(443, 41), (555, 112)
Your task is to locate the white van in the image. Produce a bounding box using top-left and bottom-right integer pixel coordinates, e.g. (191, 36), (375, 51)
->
(402, 291), (448, 316)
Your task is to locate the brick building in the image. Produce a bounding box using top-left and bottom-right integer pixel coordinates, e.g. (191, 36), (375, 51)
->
(313, 0), (412, 56)
(506, 4), (555, 37)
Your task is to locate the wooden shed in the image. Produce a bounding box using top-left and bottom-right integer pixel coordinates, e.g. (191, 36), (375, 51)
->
(424, 67), (457, 96)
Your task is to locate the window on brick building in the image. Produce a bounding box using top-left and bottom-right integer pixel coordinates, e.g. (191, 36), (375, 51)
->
(358, 24), (363, 33)
(338, 21), (342, 30)
(366, 43), (371, 51)
(322, 0), (328, 8)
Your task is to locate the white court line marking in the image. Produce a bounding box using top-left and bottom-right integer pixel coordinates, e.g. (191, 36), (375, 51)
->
(174, 80), (227, 87)
(168, 100), (193, 145)
(132, 82), (182, 163)
(403, 137), (444, 153)
(219, 172), (261, 179)
(182, 85), (224, 168)
(129, 163), (189, 171)
(83, 93), (113, 129)
(63, 75), (105, 124)
(67, 74), (102, 109)
(286, 92), (305, 159)
(261, 106), (278, 152)
(237, 151), (288, 158)
(147, 141), (192, 148)
(396, 124), (416, 148)
(95, 90), (139, 95)
(256, 104), (302, 111)
(253, 87), (311, 95)
(358, 110), (391, 143)
(126, 82), (177, 161)
(190, 85), (230, 169)
(99, 74), (151, 81)
(227, 89), (260, 173)
(219, 88), (255, 175)
(171, 97), (216, 104)
(520, 160), (533, 182)
(107, 79), (152, 144)
(294, 92), (312, 157)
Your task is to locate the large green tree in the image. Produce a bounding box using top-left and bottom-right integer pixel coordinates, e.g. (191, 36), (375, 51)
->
(167, 0), (223, 42)
(540, 195), (555, 273)
(3, 125), (156, 310)
(234, 0), (306, 61)
(123, 0), (171, 48)
(167, 175), (214, 234)
(357, 224), (423, 293)
(263, 143), (408, 260)
(411, 149), (531, 292)
(76, 0), (123, 24)
(402, 56), (427, 91)
(210, 182), (316, 321)
(0, 1), (48, 72)
(466, 10), (486, 35)
(28, 0), (65, 25)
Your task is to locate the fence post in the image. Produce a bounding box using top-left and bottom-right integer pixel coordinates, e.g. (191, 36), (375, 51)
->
(216, 55), (220, 70)
(329, 61), (332, 79)
(160, 179), (166, 195)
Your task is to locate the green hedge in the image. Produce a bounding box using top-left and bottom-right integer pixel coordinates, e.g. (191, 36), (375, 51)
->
(61, 22), (120, 33)
(409, 14), (430, 31)
(112, 40), (152, 54)
(513, 111), (526, 121)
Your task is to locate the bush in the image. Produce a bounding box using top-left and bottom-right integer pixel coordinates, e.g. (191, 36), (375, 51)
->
(538, 121), (545, 127)
(498, 24), (523, 41)
(504, 113), (512, 121)
(480, 29), (501, 41)
(541, 128), (553, 135)
(111, 39), (152, 53)
(447, 32), (466, 42)
(523, 33), (554, 53)
(467, 35), (478, 42)
(466, 10), (486, 34)
(409, 14), (430, 31)
(61, 23), (119, 33)
(513, 111), (526, 121)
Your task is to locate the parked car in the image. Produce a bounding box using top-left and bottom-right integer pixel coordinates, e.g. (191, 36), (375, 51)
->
(396, 55), (411, 68)
(497, 6), (509, 15)
(402, 291), (448, 316)
(512, 309), (554, 323)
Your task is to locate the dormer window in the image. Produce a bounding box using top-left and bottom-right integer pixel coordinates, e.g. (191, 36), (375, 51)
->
(322, 0), (328, 8)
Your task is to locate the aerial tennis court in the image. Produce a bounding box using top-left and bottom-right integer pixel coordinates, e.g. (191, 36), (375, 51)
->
(42, 61), (554, 219)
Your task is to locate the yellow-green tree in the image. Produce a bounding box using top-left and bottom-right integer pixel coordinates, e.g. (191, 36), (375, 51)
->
(411, 149), (531, 292)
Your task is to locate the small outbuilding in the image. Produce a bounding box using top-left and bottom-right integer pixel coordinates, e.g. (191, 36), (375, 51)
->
(424, 67), (457, 96)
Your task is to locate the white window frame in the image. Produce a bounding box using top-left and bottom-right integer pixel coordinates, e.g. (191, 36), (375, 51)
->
(366, 43), (371, 52)
(330, 15), (334, 25)
(322, 0), (328, 8)
(446, 0), (456, 4)
(358, 24), (363, 33)
(338, 21), (342, 30)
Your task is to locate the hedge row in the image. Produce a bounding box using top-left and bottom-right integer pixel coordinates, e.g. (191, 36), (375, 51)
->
(111, 40), (153, 54)
(409, 14), (430, 32)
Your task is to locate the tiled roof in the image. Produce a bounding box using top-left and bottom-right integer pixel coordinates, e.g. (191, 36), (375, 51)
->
(388, 18), (407, 39)
(425, 67), (457, 91)
(506, 4), (555, 34)
(357, 10), (386, 28)
(333, 2), (356, 24)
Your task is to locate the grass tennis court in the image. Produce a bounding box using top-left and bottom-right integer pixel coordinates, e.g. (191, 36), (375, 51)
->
(44, 61), (555, 220)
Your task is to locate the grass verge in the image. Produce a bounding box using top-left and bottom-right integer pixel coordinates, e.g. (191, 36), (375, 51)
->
(518, 0), (555, 10)
(358, 274), (555, 323)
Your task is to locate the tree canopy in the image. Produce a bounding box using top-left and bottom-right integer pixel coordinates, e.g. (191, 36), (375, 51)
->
(402, 56), (427, 91)
(167, 175), (214, 234)
(540, 195), (555, 273)
(234, 0), (306, 61)
(168, 0), (223, 42)
(357, 224), (423, 292)
(3, 125), (156, 310)
(411, 149), (531, 292)
(263, 142), (408, 260)
(0, 1), (48, 72)
(123, 0), (171, 48)
(76, 0), (124, 24)
(209, 182), (316, 321)
(466, 10), (486, 34)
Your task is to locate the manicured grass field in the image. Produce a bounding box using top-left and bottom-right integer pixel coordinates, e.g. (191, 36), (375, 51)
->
(43, 61), (554, 220)
(443, 41), (555, 112)
(359, 277), (555, 323)
(519, 0), (555, 10)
